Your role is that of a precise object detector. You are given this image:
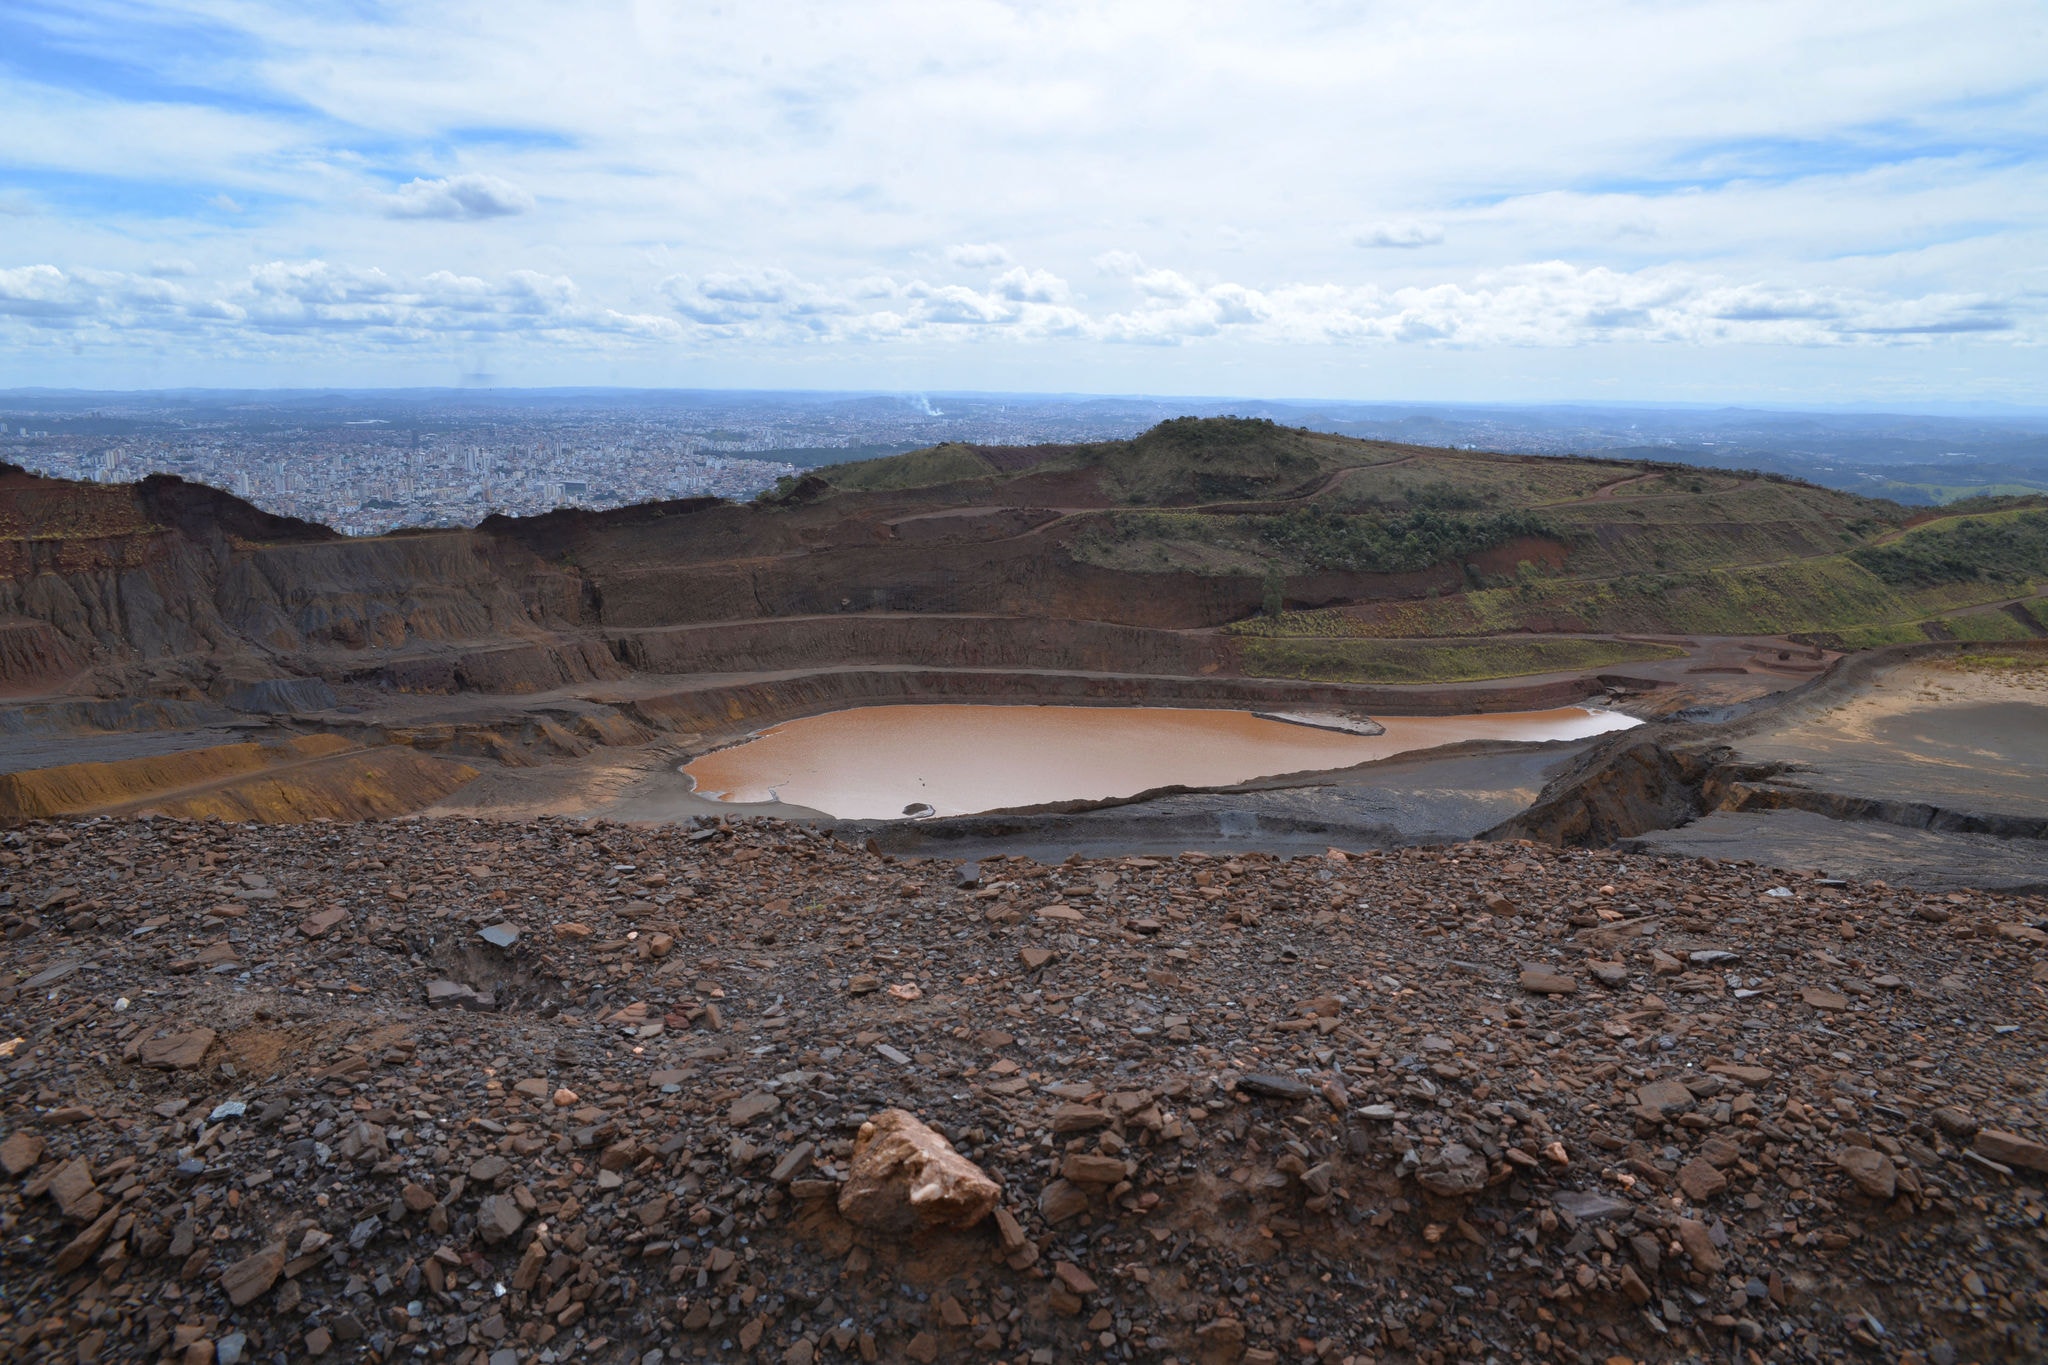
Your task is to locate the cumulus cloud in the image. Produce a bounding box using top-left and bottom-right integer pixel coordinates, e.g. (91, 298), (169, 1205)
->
(0, 264), (92, 320)
(695, 269), (796, 304)
(916, 285), (1016, 325)
(661, 269), (811, 325)
(0, 259), (680, 347)
(644, 255), (2040, 351)
(946, 242), (1012, 268)
(383, 174), (534, 220)
(0, 264), (246, 326)
(0, 255), (2035, 362)
(992, 267), (1069, 303)
(1354, 220), (1446, 249)
(241, 260), (606, 334)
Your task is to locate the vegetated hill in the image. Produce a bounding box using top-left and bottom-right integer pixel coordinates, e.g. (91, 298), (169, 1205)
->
(808, 416), (1341, 505)
(4, 419), (2047, 702)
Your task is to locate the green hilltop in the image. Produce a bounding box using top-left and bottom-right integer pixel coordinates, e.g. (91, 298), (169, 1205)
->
(778, 417), (2048, 678)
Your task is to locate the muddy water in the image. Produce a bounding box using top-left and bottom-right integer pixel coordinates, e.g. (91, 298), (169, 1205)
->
(682, 703), (1638, 820)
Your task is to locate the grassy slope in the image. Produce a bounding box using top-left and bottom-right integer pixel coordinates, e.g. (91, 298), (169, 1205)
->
(794, 419), (2048, 679)
(1238, 637), (1686, 685)
(814, 444), (1000, 492)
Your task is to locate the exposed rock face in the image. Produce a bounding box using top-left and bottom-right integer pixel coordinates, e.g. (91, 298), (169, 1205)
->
(837, 1109), (1001, 1233)
(0, 464), (607, 695)
(610, 613), (1234, 678)
(1493, 737), (1725, 847)
(0, 618), (84, 691)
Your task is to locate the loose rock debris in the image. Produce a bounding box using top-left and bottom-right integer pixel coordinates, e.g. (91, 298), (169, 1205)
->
(1, 815), (2046, 1365)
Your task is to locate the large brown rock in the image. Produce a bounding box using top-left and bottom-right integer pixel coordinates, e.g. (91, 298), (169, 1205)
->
(1061, 1153), (1128, 1186)
(477, 1194), (526, 1245)
(1518, 967), (1578, 995)
(1834, 1147), (1897, 1199)
(40, 1157), (101, 1221)
(138, 1029), (216, 1070)
(53, 1207), (121, 1275)
(1415, 1142), (1489, 1196)
(1974, 1128), (2048, 1174)
(1676, 1158), (1728, 1202)
(0, 1131), (45, 1176)
(836, 1109), (1000, 1233)
(1675, 1217), (1722, 1273)
(219, 1244), (285, 1306)
(1038, 1178), (1091, 1225)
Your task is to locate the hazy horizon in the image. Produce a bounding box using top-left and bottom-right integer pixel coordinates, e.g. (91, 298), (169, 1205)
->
(5, 386), (2048, 422)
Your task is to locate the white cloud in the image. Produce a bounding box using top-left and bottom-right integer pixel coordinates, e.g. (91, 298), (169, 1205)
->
(0, 264), (91, 320)
(847, 275), (903, 300)
(383, 174), (534, 220)
(917, 285), (1016, 325)
(0, 259), (667, 347)
(662, 269), (834, 325)
(946, 243), (1012, 268)
(0, 253), (2038, 387)
(639, 256), (2044, 351)
(1354, 220), (1445, 249)
(2, 2), (2045, 392)
(993, 266), (1070, 303)
(695, 269), (796, 304)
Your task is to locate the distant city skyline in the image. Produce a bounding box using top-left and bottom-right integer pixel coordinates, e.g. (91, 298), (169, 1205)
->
(2, 3), (2044, 403)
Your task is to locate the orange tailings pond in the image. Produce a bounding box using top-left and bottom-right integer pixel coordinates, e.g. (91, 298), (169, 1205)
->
(681, 704), (1639, 819)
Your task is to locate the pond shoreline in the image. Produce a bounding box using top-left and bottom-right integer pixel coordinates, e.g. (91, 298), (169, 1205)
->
(680, 701), (1638, 820)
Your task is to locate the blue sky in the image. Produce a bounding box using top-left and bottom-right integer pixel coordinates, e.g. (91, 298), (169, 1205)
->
(2, 1), (2045, 402)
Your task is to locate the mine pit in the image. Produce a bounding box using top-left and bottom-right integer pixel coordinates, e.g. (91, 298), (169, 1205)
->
(680, 702), (1640, 819)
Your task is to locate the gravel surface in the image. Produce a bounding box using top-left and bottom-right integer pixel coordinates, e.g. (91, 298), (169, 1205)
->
(3, 815), (2045, 1365)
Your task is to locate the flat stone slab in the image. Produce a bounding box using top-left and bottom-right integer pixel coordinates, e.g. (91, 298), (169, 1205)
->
(299, 908), (350, 938)
(728, 1092), (781, 1126)
(426, 980), (495, 1012)
(23, 961), (82, 990)
(138, 1029), (216, 1070)
(1554, 1189), (1635, 1223)
(1975, 1128), (2048, 1173)
(219, 1244), (285, 1306)
(1519, 967), (1579, 995)
(1237, 1073), (1313, 1101)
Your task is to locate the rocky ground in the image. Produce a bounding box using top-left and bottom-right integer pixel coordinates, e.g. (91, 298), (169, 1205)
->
(2, 815), (2046, 1365)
